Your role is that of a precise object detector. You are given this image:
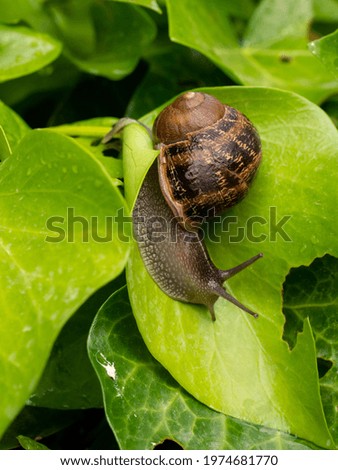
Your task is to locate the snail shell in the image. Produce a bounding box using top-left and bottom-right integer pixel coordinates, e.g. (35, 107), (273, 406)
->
(153, 92), (262, 230)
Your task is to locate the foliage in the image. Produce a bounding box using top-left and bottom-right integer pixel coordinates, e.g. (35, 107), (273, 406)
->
(0, 0), (337, 450)
(124, 87), (337, 449)
(17, 435), (49, 450)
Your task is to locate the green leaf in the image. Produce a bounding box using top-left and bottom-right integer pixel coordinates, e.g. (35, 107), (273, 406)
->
(167, 0), (238, 49)
(283, 255), (338, 443)
(0, 129), (130, 438)
(124, 87), (337, 449)
(0, 100), (30, 151)
(0, 24), (62, 82)
(0, 0), (35, 23)
(48, 117), (123, 180)
(51, 1), (157, 80)
(243, 0), (312, 49)
(122, 123), (158, 210)
(166, 0), (338, 103)
(28, 277), (125, 410)
(46, 0), (96, 58)
(110, 0), (162, 14)
(313, 0), (338, 22)
(219, 0), (256, 20)
(88, 287), (318, 449)
(17, 435), (49, 450)
(309, 30), (338, 79)
(0, 56), (80, 108)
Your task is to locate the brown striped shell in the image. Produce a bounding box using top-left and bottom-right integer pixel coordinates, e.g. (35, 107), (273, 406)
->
(153, 92), (262, 231)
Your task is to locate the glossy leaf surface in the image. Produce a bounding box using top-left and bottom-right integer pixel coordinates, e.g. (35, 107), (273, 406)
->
(283, 255), (338, 443)
(0, 25), (62, 82)
(88, 287), (318, 449)
(50, 1), (157, 80)
(166, 0), (338, 103)
(309, 30), (338, 79)
(0, 129), (130, 437)
(124, 87), (338, 448)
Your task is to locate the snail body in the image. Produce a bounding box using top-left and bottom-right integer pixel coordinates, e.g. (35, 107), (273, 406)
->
(103, 92), (262, 321)
(133, 161), (262, 321)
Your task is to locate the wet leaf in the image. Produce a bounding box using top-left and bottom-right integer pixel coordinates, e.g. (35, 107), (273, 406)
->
(17, 435), (49, 450)
(28, 277), (125, 410)
(88, 287), (318, 449)
(309, 30), (338, 78)
(166, 0), (338, 103)
(0, 130), (130, 437)
(0, 25), (62, 82)
(283, 255), (338, 442)
(124, 87), (337, 449)
(51, 1), (157, 80)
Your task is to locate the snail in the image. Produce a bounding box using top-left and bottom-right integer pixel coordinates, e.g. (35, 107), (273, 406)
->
(133, 161), (262, 321)
(104, 92), (263, 321)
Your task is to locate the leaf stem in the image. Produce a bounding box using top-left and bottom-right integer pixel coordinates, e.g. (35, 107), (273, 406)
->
(47, 125), (113, 138)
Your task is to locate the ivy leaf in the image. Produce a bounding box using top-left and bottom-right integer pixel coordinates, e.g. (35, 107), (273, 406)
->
(283, 255), (338, 443)
(0, 0), (35, 23)
(243, 0), (312, 49)
(313, 0), (338, 22)
(122, 123), (158, 210)
(124, 87), (337, 449)
(309, 30), (338, 79)
(28, 277), (125, 410)
(47, 1), (157, 80)
(17, 435), (49, 450)
(166, 0), (338, 103)
(0, 129), (130, 438)
(220, 0), (256, 19)
(49, 117), (123, 180)
(0, 25), (62, 82)
(88, 287), (318, 450)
